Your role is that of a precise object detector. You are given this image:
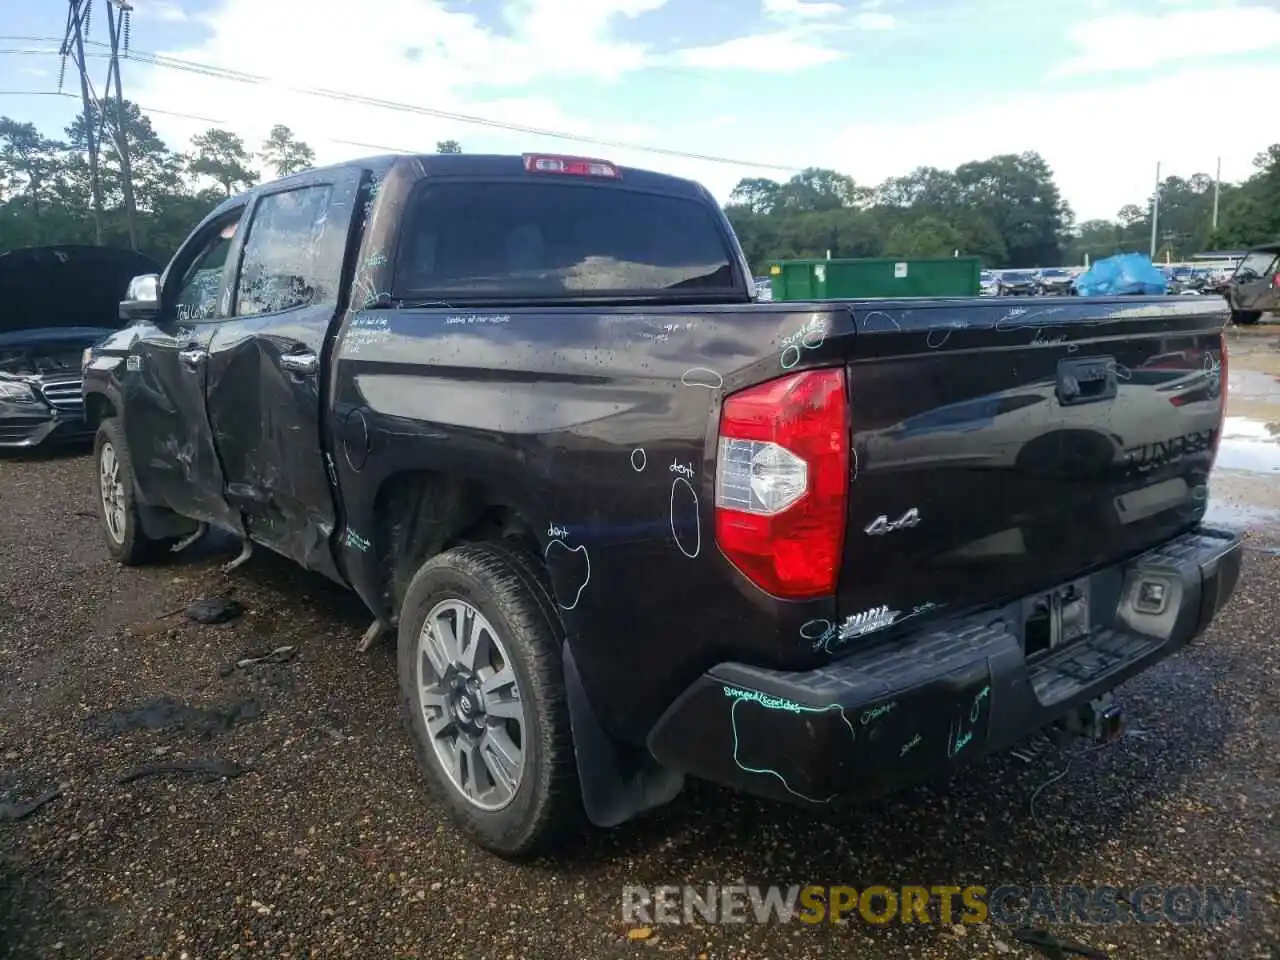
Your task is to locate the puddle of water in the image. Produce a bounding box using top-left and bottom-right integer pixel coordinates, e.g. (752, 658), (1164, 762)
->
(1203, 498), (1280, 529)
(1213, 416), (1280, 474)
(1227, 368), (1280, 401)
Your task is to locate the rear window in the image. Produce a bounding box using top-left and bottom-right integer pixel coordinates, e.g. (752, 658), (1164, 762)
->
(393, 181), (736, 299)
(1004, 271), (1034, 281)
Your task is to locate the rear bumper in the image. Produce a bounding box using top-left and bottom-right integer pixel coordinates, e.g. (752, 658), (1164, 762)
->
(646, 526), (1242, 806)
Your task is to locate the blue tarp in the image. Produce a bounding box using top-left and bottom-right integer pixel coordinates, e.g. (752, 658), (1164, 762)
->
(1073, 253), (1168, 297)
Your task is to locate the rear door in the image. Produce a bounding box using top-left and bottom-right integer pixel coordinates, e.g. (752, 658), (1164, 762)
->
(203, 169), (362, 580)
(122, 206), (246, 532)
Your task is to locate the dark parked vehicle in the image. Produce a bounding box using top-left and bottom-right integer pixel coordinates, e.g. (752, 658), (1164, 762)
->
(1036, 267), (1074, 295)
(84, 153), (1242, 859)
(1, 245), (160, 449)
(998, 269), (1038, 295)
(1164, 265), (1199, 294)
(1225, 243), (1279, 325)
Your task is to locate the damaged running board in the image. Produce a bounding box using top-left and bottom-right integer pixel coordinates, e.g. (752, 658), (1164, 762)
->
(221, 539), (254, 575)
(356, 619), (392, 653)
(170, 522), (208, 554)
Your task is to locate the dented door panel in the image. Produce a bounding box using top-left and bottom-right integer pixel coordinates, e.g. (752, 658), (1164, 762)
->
(203, 169), (362, 582)
(122, 319), (242, 533)
(120, 204), (249, 533)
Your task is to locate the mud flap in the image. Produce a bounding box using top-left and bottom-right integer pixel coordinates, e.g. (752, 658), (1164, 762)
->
(562, 642), (684, 827)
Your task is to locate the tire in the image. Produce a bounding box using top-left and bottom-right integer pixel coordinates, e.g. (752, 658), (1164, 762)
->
(1232, 310), (1262, 326)
(397, 541), (583, 858)
(93, 418), (171, 565)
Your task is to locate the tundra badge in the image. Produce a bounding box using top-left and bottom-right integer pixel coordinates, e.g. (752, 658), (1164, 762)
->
(864, 508), (920, 536)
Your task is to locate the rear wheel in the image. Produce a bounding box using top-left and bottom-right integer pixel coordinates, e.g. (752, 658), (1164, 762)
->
(397, 541), (583, 858)
(94, 418), (170, 565)
(1232, 310), (1262, 326)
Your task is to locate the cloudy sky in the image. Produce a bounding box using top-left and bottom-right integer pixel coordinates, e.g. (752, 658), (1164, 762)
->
(2, 0), (1278, 221)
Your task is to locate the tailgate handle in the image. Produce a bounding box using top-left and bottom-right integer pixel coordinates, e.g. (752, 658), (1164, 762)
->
(1057, 356), (1117, 406)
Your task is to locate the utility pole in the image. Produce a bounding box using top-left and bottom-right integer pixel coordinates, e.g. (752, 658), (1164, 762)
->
(1211, 156), (1221, 233)
(60, 0), (104, 245)
(104, 0), (137, 250)
(1149, 161), (1160, 260)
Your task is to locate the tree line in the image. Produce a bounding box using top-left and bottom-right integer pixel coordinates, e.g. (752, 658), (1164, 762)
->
(727, 145), (1280, 272)
(1, 96), (1277, 270)
(0, 97), (462, 263)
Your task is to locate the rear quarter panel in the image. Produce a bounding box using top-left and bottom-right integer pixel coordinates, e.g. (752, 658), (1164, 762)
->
(328, 300), (855, 740)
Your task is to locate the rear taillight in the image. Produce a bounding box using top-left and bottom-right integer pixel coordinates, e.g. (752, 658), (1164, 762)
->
(1271, 273), (1280, 289)
(714, 368), (849, 599)
(522, 154), (620, 178)
(1207, 333), (1229, 470)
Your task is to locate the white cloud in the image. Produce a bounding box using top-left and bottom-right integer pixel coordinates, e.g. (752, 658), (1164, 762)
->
(673, 31), (846, 72)
(851, 11), (895, 29)
(673, 0), (895, 73)
(132, 1), (190, 22)
(117, 0), (1278, 231)
(793, 60), (1280, 223)
(762, 0), (846, 17)
(126, 0), (674, 176)
(1054, 6), (1280, 76)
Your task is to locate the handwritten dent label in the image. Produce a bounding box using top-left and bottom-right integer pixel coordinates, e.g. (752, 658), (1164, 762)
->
(722, 685), (806, 714)
(443, 314), (512, 326)
(669, 459), (696, 479)
(546, 522), (569, 539)
(861, 701), (897, 726)
(780, 314), (829, 370)
(970, 685), (991, 722)
(1031, 329), (1066, 346)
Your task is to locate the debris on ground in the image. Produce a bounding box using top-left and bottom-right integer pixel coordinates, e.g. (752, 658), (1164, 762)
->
(0, 787), (62, 822)
(87, 696), (262, 738)
(235, 646), (296, 669)
(184, 596), (245, 625)
(1014, 927), (1108, 959)
(116, 759), (250, 784)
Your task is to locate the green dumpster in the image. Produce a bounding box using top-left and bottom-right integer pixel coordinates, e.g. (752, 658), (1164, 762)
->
(768, 257), (982, 301)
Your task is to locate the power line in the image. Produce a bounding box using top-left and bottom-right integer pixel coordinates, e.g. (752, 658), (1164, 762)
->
(0, 43), (798, 172)
(0, 89), (433, 149)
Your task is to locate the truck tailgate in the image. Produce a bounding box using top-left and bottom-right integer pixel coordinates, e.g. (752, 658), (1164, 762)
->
(836, 297), (1227, 639)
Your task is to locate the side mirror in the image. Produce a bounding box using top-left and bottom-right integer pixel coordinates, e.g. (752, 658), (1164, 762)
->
(119, 273), (161, 323)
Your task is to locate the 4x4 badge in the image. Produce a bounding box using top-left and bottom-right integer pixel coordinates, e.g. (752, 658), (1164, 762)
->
(865, 508), (920, 536)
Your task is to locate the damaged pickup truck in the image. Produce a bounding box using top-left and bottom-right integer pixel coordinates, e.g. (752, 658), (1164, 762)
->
(84, 153), (1243, 858)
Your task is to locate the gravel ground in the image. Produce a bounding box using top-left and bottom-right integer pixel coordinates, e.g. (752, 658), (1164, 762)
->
(1, 450), (1278, 960)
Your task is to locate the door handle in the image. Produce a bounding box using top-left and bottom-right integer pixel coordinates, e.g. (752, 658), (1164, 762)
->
(178, 347), (207, 369)
(279, 351), (319, 376)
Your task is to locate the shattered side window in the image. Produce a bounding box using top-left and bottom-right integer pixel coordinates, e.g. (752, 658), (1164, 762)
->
(235, 185), (335, 317)
(173, 216), (240, 323)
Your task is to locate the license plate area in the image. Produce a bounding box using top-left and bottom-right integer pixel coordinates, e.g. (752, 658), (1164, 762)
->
(1022, 577), (1091, 659)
